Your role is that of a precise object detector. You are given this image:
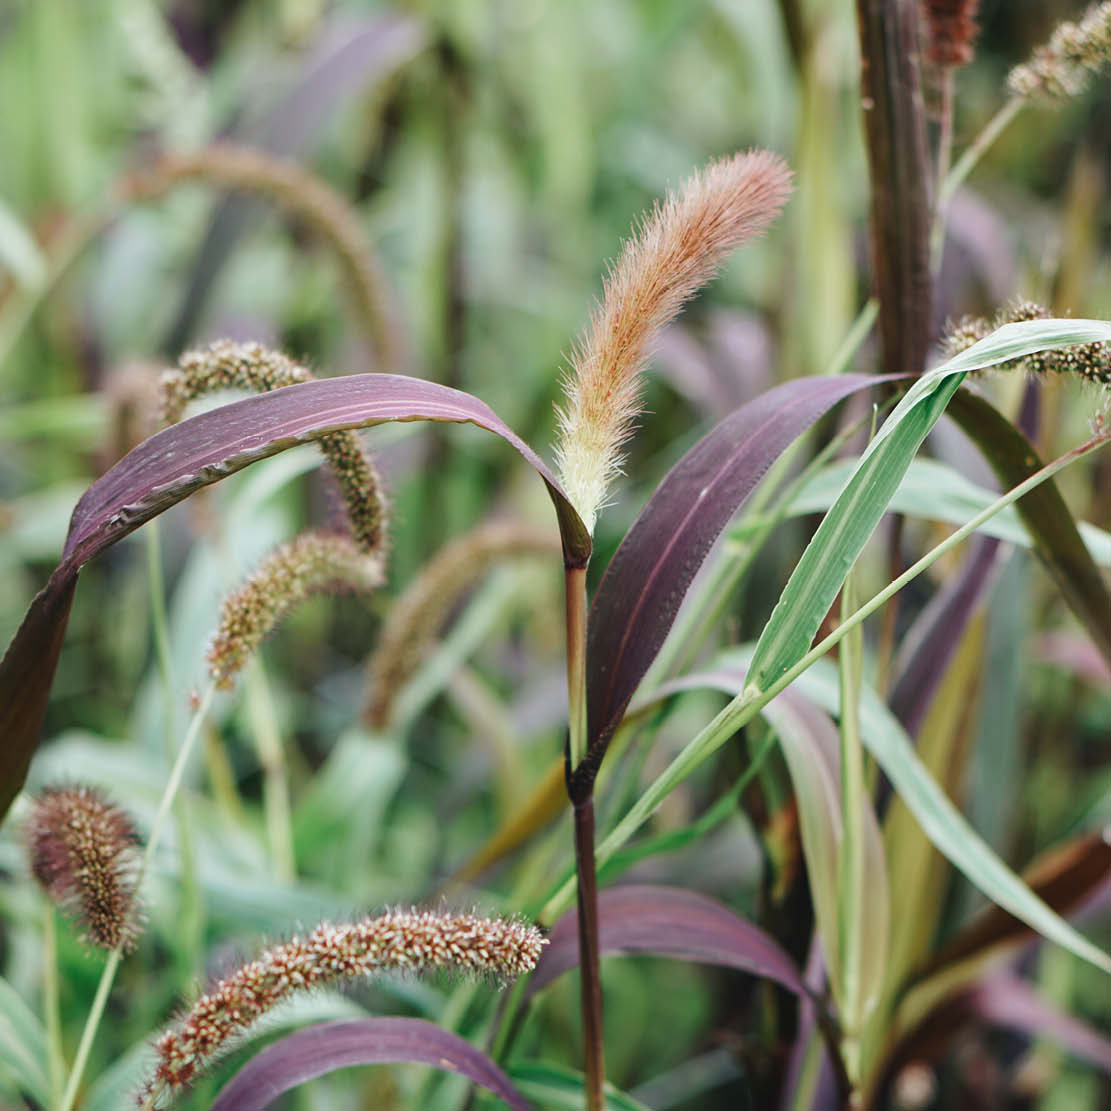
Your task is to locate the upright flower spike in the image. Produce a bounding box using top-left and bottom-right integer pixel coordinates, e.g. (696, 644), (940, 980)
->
(555, 150), (792, 533)
(25, 785), (142, 951)
(142, 908), (546, 1106)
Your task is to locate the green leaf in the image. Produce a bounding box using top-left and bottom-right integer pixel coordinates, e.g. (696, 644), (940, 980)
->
(708, 648), (1111, 976)
(0, 976), (48, 1105)
(507, 1061), (653, 1111)
(748, 317), (1111, 693)
(729, 456), (1111, 568)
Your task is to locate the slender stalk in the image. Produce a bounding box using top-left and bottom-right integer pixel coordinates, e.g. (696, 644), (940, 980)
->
(43, 905), (65, 1108)
(573, 796), (606, 1111)
(245, 659), (295, 882)
(565, 567), (589, 771)
(59, 684), (216, 1111)
(938, 96), (1023, 211)
(563, 561), (605, 1109)
(541, 426), (1109, 922)
(836, 573), (866, 1085)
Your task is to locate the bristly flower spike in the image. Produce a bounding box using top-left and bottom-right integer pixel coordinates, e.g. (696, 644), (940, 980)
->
(1008, 1), (1111, 101)
(142, 908), (546, 1106)
(25, 785), (142, 951)
(943, 298), (1111, 385)
(555, 150), (792, 533)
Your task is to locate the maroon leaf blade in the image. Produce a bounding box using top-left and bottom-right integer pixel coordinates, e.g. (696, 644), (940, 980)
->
(888, 535), (1002, 736)
(581, 374), (890, 785)
(209, 1018), (533, 1111)
(0, 374), (590, 823)
(963, 973), (1111, 1072)
(528, 884), (805, 998)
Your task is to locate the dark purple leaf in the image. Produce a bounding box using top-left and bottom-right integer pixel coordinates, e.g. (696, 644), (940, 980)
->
(210, 1018), (532, 1111)
(578, 374), (891, 793)
(888, 535), (1002, 736)
(528, 884), (805, 998)
(166, 14), (425, 351)
(0, 374), (589, 822)
(948, 389), (1111, 669)
(963, 973), (1111, 1071)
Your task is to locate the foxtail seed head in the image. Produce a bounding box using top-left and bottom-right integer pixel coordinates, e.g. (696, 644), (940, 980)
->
(555, 150), (792, 533)
(25, 785), (142, 951)
(1008, 2), (1111, 101)
(143, 908), (546, 1105)
(208, 531), (384, 689)
(943, 299), (1111, 385)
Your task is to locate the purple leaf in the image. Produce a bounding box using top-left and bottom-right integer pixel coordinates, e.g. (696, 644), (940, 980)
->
(528, 884), (805, 998)
(210, 1018), (533, 1111)
(0, 374), (589, 823)
(577, 374), (891, 794)
(888, 535), (1002, 736)
(963, 973), (1111, 1071)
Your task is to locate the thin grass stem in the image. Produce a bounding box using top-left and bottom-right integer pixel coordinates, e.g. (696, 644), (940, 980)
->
(59, 684), (216, 1111)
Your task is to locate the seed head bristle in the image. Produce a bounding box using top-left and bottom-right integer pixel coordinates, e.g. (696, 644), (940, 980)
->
(1008, 2), (1111, 101)
(141, 908), (546, 1106)
(25, 785), (142, 951)
(554, 150), (792, 532)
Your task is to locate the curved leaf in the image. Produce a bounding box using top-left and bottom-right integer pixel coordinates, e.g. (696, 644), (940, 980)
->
(640, 648), (1111, 975)
(509, 1062), (653, 1111)
(748, 317), (1111, 694)
(948, 388), (1111, 667)
(210, 1018), (532, 1111)
(0, 975), (49, 1105)
(582, 373), (889, 782)
(529, 884), (805, 997)
(729, 455), (1111, 567)
(0, 374), (589, 822)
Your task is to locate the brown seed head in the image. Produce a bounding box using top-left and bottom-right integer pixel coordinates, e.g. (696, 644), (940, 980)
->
(923, 0), (981, 68)
(25, 785), (142, 951)
(555, 150), (792, 532)
(143, 908), (546, 1105)
(208, 531), (385, 689)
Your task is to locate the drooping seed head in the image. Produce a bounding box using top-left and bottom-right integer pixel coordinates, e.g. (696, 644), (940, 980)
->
(208, 531), (385, 689)
(142, 908), (546, 1106)
(554, 150), (792, 533)
(25, 785), (142, 951)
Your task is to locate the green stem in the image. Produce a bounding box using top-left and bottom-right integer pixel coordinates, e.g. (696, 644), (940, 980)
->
(541, 426), (1109, 923)
(43, 905), (65, 1109)
(246, 659), (296, 882)
(59, 684), (216, 1111)
(836, 572), (865, 1085)
(565, 566), (589, 771)
(932, 97), (1024, 264)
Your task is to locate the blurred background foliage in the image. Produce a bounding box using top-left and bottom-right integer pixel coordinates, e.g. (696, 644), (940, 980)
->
(0, 0), (1108, 1108)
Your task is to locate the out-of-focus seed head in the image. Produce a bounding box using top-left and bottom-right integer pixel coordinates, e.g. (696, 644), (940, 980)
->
(25, 785), (142, 951)
(924, 0), (981, 68)
(1008, 2), (1111, 101)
